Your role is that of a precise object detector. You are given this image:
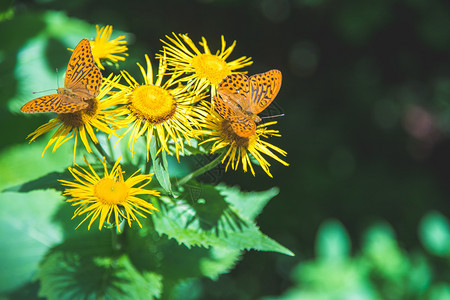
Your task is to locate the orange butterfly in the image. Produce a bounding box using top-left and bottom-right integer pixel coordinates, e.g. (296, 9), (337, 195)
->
(21, 38), (103, 114)
(213, 70), (282, 138)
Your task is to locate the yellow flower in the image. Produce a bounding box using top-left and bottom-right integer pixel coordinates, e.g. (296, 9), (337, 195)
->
(113, 54), (205, 160)
(195, 102), (288, 177)
(160, 33), (252, 96)
(60, 156), (159, 231)
(26, 75), (124, 161)
(90, 25), (128, 70)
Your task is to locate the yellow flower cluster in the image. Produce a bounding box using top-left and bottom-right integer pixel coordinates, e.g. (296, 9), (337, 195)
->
(23, 25), (289, 231)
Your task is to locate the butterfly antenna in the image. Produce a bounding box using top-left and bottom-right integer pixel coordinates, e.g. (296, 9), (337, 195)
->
(32, 89), (56, 94)
(260, 113), (285, 119)
(31, 68), (60, 94)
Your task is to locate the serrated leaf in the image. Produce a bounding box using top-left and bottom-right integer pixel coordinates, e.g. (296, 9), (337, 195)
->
(38, 249), (162, 300)
(153, 182), (294, 256)
(217, 184), (279, 220)
(0, 191), (64, 293)
(150, 137), (172, 195)
(198, 246), (242, 280)
(38, 229), (162, 300)
(124, 225), (241, 294)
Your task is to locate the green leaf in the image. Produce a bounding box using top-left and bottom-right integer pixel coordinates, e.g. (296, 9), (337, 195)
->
(125, 224), (240, 295)
(419, 211), (450, 256)
(0, 140), (75, 191)
(362, 222), (409, 278)
(38, 250), (162, 300)
(168, 279), (203, 300)
(407, 253), (432, 295)
(217, 184), (279, 220)
(37, 228), (163, 300)
(0, 191), (64, 293)
(291, 258), (374, 299)
(43, 11), (94, 41)
(316, 219), (350, 261)
(168, 138), (209, 157)
(150, 137), (173, 195)
(153, 182), (294, 256)
(4, 170), (71, 193)
(428, 283), (450, 300)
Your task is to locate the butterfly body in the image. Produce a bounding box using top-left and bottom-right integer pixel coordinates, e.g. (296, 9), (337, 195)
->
(56, 87), (81, 100)
(21, 38), (102, 114)
(214, 70), (282, 138)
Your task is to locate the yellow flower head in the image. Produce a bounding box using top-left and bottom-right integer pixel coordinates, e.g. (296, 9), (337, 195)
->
(26, 75), (124, 161)
(60, 156), (159, 231)
(113, 54), (205, 160)
(196, 102), (289, 177)
(160, 33), (253, 96)
(90, 25), (128, 70)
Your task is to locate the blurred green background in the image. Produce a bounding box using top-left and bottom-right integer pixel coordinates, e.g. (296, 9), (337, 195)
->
(1, 0), (450, 299)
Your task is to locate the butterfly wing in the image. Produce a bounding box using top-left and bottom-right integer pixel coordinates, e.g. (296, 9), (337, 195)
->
(217, 73), (251, 111)
(248, 69), (282, 114)
(213, 96), (256, 138)
(64, 39), (102, 100)
(55, 94), (88, 113)
(21, 94), (62, 113)
(21, 93), (88, 113)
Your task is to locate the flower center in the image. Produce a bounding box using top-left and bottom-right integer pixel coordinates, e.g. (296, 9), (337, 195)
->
(58, 98), (98, 128)
(220, 120), (251, 148)
(94, 177), (129, 205)
(128, 85), (177, 124)
(191, 54), (230, 85)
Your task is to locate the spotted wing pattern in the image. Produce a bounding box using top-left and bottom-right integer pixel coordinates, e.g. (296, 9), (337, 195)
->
(217, 73), (251, 111)
(213, 96), (256, 138)
(54, 94), (88, 113)
(21, 39), (102, 114)
(21, 92), (88, 113)
(248, 70), (282, 114)
(214, 70), (282, 137)
(64, 38), (102, 100)
(20, 94), (62, 113)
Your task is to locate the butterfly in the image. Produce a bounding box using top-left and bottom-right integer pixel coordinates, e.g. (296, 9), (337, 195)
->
(213, 69), (282, 138)
(21, 38), (103, 114)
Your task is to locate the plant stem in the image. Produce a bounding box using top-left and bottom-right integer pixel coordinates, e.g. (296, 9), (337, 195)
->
(111, 216), (127, 251)
(92, 139), (113, 165)
(111, 226), (121, 252)
(145, 132), (155, 174)
(107, 137), (115, 163)
(145, 158), (152, 174)
(176, 151), (226, 186)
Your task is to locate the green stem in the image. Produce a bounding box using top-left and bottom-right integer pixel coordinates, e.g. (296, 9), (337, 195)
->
(111, 225), (121, 252)
(145, 158), (152, 174)
(145, 132), (155, 174)
(92, 139), (113, 165)
(107, 137), (115, 163)
(176, 151), (226, 186)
